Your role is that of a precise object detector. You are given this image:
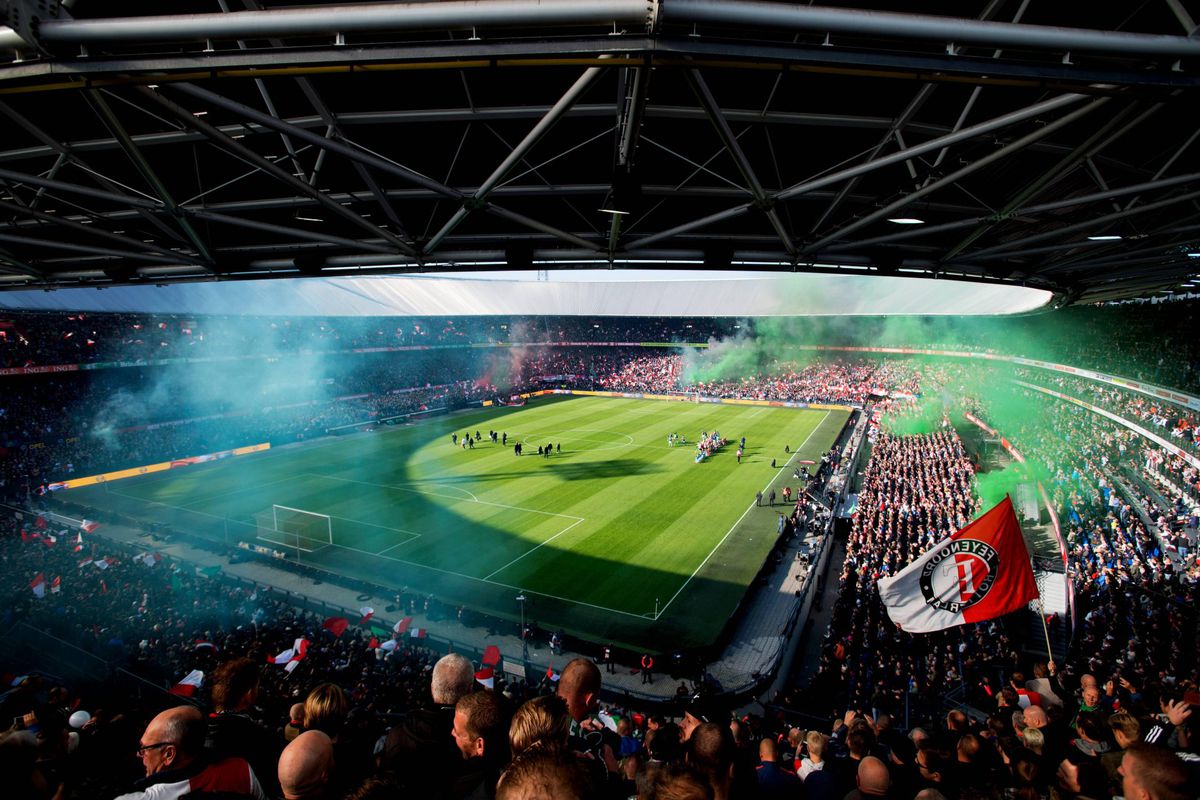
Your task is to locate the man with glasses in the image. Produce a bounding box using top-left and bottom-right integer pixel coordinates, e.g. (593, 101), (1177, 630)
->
(116, 706), (265, 800)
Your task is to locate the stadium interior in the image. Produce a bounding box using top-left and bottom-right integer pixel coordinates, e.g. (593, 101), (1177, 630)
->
(0, 2), (1198, 800)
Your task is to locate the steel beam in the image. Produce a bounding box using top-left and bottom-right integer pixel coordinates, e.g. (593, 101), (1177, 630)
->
(15, 1), (1200, 60)
(687, 69), (795, 255)
(2, 35), (1193, 94)
(828, 171), (1200, 252)
(0, 198), (206, 265)
(625, 203), (752, 250)
(617, 67), (649, 170)
(624, 93), (1085, 250)
(963, 187), (1200, 260)
(608, 64), (649, 255)
(1164, 0), (1198, 34)
(777, 93), (1086, 202)
(30, 1), (656, 46)
(666, 0), (1200, 58)
(485, 205), (599, 251)
(0, 231), (180, 262)
(241, 0), (412, 239)
(1124, 126), (1200, 211)
(810, 83), (934, 234)
(169, 82), (462, 201)
(801, 98), (1108, 254)
(925, 0), (1030, 177)
(183, 208), (395, 254)
(1025, 222), (1200, 274)
(84, 90), (214, 265)
(0, 166), (162, 209)
(0, 98), (189, 245)
(424, 65), (605, 253)
(0, 244), (41, 277)
(0, 106), (1072, 165)
(0, 25), (26, 51)
(944, 99), (1163, 260)
(136, 85), (419, 257)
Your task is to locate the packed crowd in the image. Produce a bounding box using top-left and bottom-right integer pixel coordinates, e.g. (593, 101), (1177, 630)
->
(0, 314), (735, 369)
(1017, 369), (1200, 460)
(808, 430), (991, 715)
(598, 355), (925, 406)
(6, 301), (1200, 393)
(961, 387), (1200, 692)
(3, 506), (1195, 800)
(770, 394), (1200, 798)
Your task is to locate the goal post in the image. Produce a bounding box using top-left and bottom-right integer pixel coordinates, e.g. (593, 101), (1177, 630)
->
(254, 505), (333, 554)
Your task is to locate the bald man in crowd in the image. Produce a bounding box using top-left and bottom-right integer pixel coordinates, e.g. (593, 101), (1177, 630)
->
(847, 756), (891, 800)
(279, 730), (334, 800)
(1021, 704), (1067, 765)
(755, 736), (801, 800)
(555, 657), (624, 792)
(116, 706), (265, 800)
(555, 658), (601, 733)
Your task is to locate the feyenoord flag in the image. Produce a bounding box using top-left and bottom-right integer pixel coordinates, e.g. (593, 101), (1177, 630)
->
(878, 496), (1038, 633)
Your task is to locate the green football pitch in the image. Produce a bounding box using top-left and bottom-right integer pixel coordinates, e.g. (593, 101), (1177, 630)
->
(68, 395), (848, 651)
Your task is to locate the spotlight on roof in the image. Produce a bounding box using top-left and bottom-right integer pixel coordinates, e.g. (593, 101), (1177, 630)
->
(886, 218), (924, 225)
(600, 169), (640, 216)
(599, 195), (630, 215)
(1086, 235), (1122, 241)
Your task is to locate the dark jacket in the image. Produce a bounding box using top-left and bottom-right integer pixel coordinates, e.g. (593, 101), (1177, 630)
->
(379, 705), (461, 800)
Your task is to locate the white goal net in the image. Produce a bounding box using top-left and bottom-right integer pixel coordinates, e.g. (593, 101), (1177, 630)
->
(254, 505), (333, 553)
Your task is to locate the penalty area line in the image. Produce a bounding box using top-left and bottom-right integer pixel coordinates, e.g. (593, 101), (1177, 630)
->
(482, 517), (586, 580)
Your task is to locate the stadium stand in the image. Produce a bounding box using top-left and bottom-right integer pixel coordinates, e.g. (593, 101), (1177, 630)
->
(3, 308), (1199, 799)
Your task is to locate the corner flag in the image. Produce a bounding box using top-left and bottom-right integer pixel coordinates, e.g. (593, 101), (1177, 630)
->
(878, 496), (1038, 633)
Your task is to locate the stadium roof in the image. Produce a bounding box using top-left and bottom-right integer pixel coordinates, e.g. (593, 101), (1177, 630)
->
(0, 271), (1052, 317)
(0, 0), (1197, 308)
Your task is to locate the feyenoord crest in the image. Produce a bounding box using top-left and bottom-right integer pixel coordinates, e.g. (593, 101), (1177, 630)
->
(918, 539), (1000, 613)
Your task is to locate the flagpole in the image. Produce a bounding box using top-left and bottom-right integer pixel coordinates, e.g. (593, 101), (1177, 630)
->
(1037, 598), (1053, 663)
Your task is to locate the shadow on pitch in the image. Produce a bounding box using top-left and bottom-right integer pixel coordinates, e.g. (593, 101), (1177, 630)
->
(437, 457), (663, 483)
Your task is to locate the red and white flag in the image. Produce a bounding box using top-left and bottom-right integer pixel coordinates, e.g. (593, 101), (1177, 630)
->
(169, 670), (205, 697)
(80, 519), (100, 533)
(409, 628), (426, 639)
(50, 576), (62, 594)
(475, 667), (495, 689)
(358, 606), (374, 625)
(30, 573), (46, 598)
(268, 638), (309, 673)
(393, 617), (412, 635)
(878, 496), (1038, 634)
(73, 533), (84, 553)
